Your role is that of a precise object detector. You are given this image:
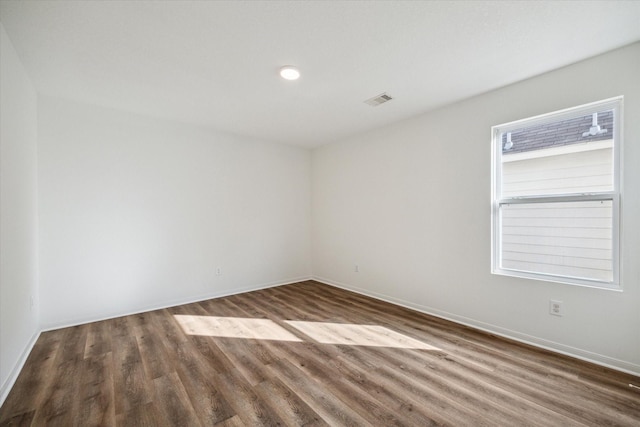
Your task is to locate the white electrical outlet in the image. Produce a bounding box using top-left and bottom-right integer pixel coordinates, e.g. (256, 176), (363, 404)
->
(354, 264), (359, 273)
(216, 267), (222, 276)
(549, 300), (563, 316)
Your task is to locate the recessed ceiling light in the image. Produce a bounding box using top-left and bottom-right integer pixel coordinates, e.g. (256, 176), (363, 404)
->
(280, 66), (300, 80)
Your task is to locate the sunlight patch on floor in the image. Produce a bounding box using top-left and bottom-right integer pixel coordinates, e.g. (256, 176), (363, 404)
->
(285, 321), (440, 350)
(174, 315), (302, 341)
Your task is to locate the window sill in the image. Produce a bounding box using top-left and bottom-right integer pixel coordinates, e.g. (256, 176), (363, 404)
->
(492, 268), (621, 291)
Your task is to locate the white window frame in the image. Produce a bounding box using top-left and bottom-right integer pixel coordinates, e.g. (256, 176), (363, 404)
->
(491, 97), (622, 290)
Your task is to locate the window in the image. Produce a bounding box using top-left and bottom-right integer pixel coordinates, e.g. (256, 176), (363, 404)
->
(491, 97), (622, 289)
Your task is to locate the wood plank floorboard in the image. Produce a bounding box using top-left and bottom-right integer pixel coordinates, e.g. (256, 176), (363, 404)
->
(1, 280), (639, 426)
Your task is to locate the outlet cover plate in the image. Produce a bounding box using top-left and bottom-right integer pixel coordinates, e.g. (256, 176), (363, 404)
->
(549, 300), (563, 316)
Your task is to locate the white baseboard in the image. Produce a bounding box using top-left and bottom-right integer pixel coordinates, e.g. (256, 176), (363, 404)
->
(312, 275), (640, 377)
(0, 330), (40, 408)
(42, 275), (313, 332)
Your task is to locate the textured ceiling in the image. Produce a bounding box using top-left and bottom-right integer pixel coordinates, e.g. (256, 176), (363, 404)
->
(1, 1), (639, 147)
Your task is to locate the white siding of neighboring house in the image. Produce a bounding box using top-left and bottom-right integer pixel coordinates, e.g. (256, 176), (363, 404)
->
(501, 139), (613, 197)
(500, 140), (613, 282)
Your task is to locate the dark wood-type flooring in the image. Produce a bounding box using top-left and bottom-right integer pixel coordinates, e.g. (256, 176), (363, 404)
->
(1, 281), (639, 426)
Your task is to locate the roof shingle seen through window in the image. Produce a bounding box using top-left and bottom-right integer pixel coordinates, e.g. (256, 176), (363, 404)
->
(502, 110), (613, 154)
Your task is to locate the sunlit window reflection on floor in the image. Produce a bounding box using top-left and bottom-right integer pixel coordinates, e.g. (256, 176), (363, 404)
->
(174, 315), (302, 342)
(285, 321), (440, 350)
(174, 315), (439, 350)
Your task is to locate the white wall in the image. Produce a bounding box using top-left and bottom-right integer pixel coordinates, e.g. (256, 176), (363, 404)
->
(38, 96), (311, 328)
(312, 42), (640, 374)
(0, 24), (40, 402)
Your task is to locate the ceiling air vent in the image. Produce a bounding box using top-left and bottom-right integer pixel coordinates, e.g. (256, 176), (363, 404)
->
(364, 92), (393, 107)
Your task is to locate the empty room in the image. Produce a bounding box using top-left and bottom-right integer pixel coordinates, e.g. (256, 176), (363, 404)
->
(1, 1), (639, 425)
